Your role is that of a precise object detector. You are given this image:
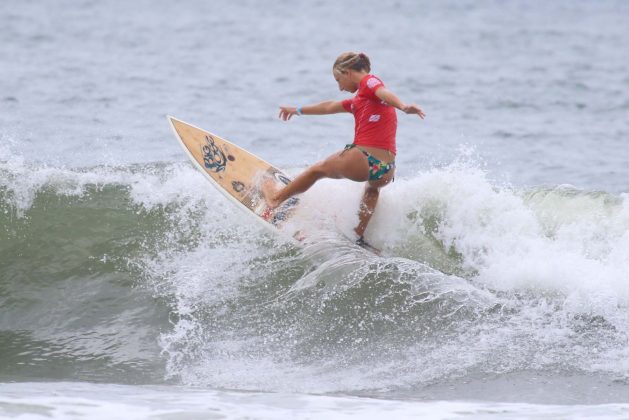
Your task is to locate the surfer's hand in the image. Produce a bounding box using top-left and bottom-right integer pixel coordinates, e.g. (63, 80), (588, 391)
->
(279, 106), (298, 121)
(402, 104), (426, 119)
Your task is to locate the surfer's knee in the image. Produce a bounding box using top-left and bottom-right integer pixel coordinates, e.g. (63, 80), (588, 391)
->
(359, 186), (379, 209)
(309, 160), (339, 179)
(364, 185), (380, 196)
(306, 162), (325, 178)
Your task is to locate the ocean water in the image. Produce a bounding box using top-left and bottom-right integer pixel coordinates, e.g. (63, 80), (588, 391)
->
(2, 0), (629, 418)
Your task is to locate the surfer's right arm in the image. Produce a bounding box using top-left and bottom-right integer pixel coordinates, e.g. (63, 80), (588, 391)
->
(279, 101), (346, 121)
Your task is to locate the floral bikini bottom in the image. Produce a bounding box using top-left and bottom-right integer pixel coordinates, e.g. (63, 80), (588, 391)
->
(343, 144), (395, 181)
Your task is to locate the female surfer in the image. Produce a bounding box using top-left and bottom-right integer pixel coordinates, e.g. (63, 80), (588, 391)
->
(263, 52), (425, 247)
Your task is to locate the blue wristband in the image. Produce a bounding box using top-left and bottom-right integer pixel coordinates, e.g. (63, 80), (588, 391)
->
(296, 107), (303, 116)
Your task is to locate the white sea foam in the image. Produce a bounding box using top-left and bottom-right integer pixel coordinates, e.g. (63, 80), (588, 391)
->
(1, 382), (629, 420)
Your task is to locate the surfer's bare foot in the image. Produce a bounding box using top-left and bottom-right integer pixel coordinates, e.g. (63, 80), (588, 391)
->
(260, 178), (282, 209)
(353, 227), (364, 239)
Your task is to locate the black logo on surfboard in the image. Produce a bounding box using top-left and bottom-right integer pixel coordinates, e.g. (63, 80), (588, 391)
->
(274, 173), (291, 185)
(202, 135), (227, 172)
(232, 181), (245, 192)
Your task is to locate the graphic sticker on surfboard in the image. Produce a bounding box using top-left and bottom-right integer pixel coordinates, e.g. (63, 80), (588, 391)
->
(167, 116), (299, 229)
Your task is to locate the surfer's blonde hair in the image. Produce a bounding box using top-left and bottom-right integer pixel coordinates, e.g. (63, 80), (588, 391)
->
(333, 52), (371, 75)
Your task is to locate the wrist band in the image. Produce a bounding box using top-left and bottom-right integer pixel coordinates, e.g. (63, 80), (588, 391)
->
(296, 107), (303, 116)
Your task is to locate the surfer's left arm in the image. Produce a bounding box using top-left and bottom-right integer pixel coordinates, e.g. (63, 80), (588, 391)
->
(375, 88), (426, 119)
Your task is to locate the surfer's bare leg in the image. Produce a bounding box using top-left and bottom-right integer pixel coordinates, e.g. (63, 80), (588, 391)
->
(261, 169), (324, 208)
(354, 168), (395, 238)
(262, 148), (368, 209)
(355, 186), (380, 238)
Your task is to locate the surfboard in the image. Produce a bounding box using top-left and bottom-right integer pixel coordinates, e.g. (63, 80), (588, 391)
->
(167, 116), (299, 231)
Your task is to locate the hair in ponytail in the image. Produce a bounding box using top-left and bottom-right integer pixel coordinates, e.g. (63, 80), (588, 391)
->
(333, 52), (371, 75)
